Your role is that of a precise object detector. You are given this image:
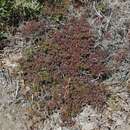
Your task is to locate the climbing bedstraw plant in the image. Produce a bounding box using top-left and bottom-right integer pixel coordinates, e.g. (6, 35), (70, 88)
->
(19, 17), (110, 127)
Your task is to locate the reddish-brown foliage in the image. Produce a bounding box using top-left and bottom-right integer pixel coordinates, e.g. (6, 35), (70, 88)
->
(52, 18), (109, 79)
(19, 20), (48, 36)
(113, 48), (128, 63)
(19, 18), (109, 126)
(19, 20), (41, 34)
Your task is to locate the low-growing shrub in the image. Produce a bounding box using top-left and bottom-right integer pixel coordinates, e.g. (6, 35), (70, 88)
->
(19, 17), (109, 127)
